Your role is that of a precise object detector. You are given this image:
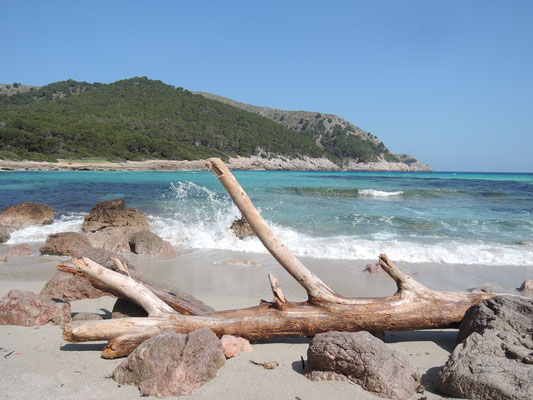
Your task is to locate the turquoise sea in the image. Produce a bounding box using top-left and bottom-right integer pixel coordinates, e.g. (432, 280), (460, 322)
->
(1, 170), (532, 266)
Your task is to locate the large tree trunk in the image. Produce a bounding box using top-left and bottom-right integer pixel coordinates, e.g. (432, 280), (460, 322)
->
(58, 158), (495, 358)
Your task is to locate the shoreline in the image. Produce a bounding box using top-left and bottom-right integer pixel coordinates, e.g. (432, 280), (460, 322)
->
(0, 155), (432, 172)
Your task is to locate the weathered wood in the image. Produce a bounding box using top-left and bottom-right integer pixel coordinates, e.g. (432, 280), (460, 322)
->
(57, 158), (496, 358)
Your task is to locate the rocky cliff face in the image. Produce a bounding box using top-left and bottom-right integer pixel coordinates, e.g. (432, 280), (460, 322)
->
(196, 92), (431, 171)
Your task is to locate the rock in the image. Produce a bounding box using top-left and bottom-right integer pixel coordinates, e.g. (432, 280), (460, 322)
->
(3, 243), (33, 256)
(230, 217), (254, 239)
(0, 289), (71, 326)
(0, 254), (6, 262)
(40, 271), (108, 301)
(220, 335), (253, 358)
(519, 279), (533, 296)
(221, 258), (261, 267)
(0, 225), (10, 243)
(71, 312), (105, 321)
(516, 240), (533, 246)
(0, 202), (54, 231)
(79, 247), (133, 272)
(102, 233), (132, 253)
(457, 295), (533, 343)
(82, 198), (149, 236)
(363, 262), (384, 273)
(111, 298), (147, 318)
(305, 331), (421, 400)
(434, 331), (533, 400)
(128, 230), (176, 257)
(113, 328), (225, 397)
(435, 296), (533, 400)
(39, 232), (93, 256)
(467, 283), (506, 294)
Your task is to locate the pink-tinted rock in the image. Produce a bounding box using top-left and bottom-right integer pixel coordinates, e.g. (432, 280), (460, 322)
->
(305, 331), (421, 400)
(39, 232), (92, 256)
(82, 198), (149, 236)
(0, 289), (71, 326)
(220, 335), (253, 358)
(113, 328), (225, 397)
(363, 262), (384, 273)
(3, 243), (33, 256)
(0, 202), (54, 232)
(40, 271), (108, 301)
(127, 230), (176, 257)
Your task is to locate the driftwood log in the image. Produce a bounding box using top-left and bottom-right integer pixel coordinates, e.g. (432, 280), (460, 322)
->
(58, 158), (494, 358)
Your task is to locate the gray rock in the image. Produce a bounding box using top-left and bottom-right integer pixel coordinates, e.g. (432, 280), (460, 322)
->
(0, 202), (54, 231)
(0, 225), (10, 243)
(457, 295), (533, 343)
(363, 262), (384, 273)
(40, 271), (108, 302)
(0, 289), (71, 326)
(113, 328), (225, 397)
(435, 296), (533, 400)
(39, 232), (92, 256)
(79, 247), (133, 272)
(71, 312), (105, 321)
(305, 331), (421, 400)
(519, 280), (533, 296)
(111, 298), (147, 318)
(128, 230), (176, 257)
(230, 217), (254, 239)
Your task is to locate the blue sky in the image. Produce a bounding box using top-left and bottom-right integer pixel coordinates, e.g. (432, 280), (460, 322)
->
(1, 0), (532, 172)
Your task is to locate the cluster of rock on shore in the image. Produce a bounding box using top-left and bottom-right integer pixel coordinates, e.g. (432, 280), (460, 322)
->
(0, 201), (532, 399)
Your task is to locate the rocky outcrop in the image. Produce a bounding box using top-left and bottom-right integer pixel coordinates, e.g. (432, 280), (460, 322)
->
(0, 202), (54, 231)
(82, 198), (150, 236)
(39, 232), (92, 256)
(220, 335), (253, 358)
(305, 331), (421, 400)
(2, 243), (33, 256)
(0, 289), (71, 326)
(0, 226), (10, 243)
(435, 296), (533, 400)
(113, 329), (225, 397)
(230, 217), (254, 239)
(40, 271), (108, 302)
(127, 230), (176, 257)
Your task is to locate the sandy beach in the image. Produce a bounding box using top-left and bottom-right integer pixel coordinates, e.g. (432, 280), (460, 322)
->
(1, 246), (529, 399)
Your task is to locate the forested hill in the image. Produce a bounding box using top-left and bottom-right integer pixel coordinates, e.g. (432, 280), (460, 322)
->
(0, 77), (400, 165)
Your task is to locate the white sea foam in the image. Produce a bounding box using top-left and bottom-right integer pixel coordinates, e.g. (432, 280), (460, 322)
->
(359, 189), (404, 197)
(7, 214), (85, 244)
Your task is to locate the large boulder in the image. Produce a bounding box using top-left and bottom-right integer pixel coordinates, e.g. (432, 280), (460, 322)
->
(435, 296), (533, 400)
(82, 198), (149, 236)
(39, 232), (93, 256)
(0, 289), (71, 326)
(127, 230), (176, 257)
(112, 328), (225, 397)
(0, 225), (10, 243)
(77, 247), (133, 272)
(230, 217), (254, 239)
(0, 202), (54, 232)
(305, 331), (421, 400)
(519, 280), (533, 297)
(40, 271), (108, 302)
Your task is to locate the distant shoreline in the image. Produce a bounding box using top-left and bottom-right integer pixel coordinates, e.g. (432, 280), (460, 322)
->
(0, 156), (431, 172)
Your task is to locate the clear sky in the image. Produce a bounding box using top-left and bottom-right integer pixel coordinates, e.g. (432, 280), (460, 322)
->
(1, 0), (532, 172)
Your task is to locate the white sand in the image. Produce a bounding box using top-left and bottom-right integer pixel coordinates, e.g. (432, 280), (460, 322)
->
(1, 250), (530, 399)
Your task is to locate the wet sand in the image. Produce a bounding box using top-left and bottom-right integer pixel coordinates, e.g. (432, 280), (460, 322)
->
(0, 249), (530, 399)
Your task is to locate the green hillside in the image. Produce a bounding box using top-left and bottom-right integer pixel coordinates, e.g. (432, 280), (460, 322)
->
(0, 77), (395, 164)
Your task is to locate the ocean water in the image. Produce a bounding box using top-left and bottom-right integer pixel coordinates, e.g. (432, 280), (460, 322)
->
(1, 170), (532, 266)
